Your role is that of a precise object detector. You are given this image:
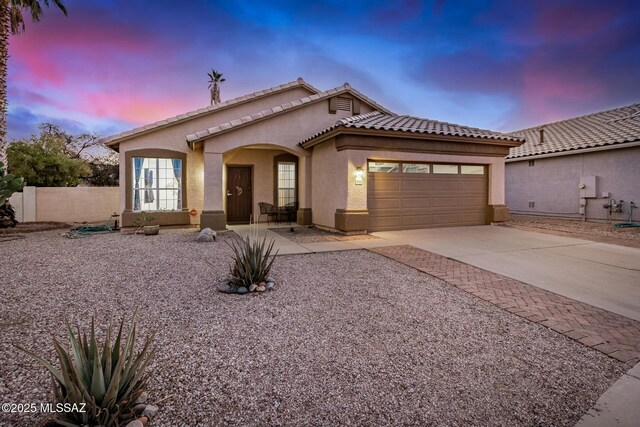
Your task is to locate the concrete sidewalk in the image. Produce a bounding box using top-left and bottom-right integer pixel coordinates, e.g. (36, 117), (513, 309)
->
(229, 224), (398, 254)
(576, 362), (640, 427)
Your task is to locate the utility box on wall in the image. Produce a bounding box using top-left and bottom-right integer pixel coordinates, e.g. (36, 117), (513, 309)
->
(579, 175), (597, 198)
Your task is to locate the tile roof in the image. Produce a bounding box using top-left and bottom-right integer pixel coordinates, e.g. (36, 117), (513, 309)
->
(299, 111), (523, 146)
(185, 83), (394, 144)
(101, 78), (321, 146)
(507, 103), (640, 159)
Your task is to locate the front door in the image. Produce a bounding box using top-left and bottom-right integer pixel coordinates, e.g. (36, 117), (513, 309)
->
(227, 166), (252, 224)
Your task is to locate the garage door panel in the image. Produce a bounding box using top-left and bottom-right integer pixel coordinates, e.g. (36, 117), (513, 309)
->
(368, 179), (400, 192)
(430, 180), (460, 190)
(401, 197), (431, 208)
(368, 198), (401, 209)
(460, 211), (486, 223)
(431, 197), (460, 208)
(402, 214), (433, 226)
(460, 196), (486, 207)
(401, 179), (432, 191)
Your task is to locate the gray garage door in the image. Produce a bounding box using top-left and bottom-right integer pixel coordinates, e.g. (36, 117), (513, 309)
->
(367, 161), (488, 231)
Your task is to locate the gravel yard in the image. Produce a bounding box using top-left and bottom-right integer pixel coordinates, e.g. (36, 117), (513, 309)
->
(504, 215), (640, 248)
(0, 229), (625, 426)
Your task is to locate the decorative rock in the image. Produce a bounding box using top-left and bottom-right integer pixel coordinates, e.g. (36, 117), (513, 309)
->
(196, 228), (217, 242)
(237, 286), (248, 294)
(140, 416), (149, 427)
(256, 286), (266, 292)
(258, 281), (266, 287)
(266, 277), (275, 283)
(135, 392), (148, 404)
(266, 282), (275, 290)
(125, 420), (144, 427)
(142, 404), (159, 419)
(217, 283), (233, 293)
(133, 404), (147, 415)
(249, 284), (257, 292)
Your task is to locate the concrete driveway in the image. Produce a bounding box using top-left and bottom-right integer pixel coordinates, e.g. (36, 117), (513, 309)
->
(372, 226), (640, 322)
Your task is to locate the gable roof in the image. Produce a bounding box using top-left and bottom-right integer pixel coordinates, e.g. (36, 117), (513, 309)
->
(299, 111), (524, 148)
(185, 83), (394, 145)
(101, 78), (320, 147)
(507, 102), (640, 159)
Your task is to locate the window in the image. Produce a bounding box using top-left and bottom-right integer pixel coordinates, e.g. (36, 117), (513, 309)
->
(277, 162), (296, 207)
(402, 163), (430, 173)
(132, 157), (182, 211)
(368, 162), (399, 173)
(461, 165), (484, 174)
(528, 160), (535, 167)
(432, 164), (459, 174)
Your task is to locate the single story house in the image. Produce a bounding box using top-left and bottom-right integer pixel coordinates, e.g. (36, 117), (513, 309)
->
(506, 103), (640, 222)
(103, 78), (523, 233)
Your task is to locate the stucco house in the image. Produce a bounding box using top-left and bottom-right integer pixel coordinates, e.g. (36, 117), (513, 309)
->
(506, 103), (640, 222)
(103, 78), (523, 233)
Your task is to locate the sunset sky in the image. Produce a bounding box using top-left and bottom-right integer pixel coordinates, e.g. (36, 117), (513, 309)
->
(7, 0), (640, 140)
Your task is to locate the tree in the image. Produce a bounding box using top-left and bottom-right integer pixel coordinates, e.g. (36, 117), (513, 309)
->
(0, 1), (68, 152)
(207, 69), (225, 105)
(86, 151), (118, 186)
(6, 123), (91, 187)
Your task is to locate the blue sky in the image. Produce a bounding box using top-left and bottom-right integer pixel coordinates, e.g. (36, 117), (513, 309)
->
(7, 0), (640, 140)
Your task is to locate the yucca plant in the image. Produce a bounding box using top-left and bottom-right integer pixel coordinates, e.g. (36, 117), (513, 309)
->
(17, 315), (155, 427)
(228, 233), (278, 288)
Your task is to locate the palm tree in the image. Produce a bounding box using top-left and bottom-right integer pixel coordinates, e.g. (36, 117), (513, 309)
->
(207, 69), (225, 105)
(0, 0), (67, 160)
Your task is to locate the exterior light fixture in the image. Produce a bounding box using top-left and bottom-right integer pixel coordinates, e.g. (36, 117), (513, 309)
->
(354, 167), (364, 185)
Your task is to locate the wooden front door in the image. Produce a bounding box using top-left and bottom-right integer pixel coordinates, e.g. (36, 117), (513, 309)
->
(227, 166), (252, 224)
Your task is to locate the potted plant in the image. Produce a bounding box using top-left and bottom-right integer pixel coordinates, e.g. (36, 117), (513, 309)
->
(133, 212), (158, 235)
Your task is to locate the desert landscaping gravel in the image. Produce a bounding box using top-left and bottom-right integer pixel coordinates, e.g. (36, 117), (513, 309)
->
(0, 229), (625, 426)
(504, 215), (640, 248)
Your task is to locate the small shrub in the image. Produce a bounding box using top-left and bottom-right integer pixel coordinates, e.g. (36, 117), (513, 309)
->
(228, 234), (278, 288)
(17, 315), (155, 427)
(132, 211), (155, 233)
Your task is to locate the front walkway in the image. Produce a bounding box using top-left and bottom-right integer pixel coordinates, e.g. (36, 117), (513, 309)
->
(228, 224), (398, 254)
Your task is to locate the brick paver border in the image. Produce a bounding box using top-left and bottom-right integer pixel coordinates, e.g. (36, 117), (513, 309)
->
(369, 245), (640, 365)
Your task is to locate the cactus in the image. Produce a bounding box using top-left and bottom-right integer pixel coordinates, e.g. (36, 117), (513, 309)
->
(0, 161), (25, 228)
(0, 161), (25, 206)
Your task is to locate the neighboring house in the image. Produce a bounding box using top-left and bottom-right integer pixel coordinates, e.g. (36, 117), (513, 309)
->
(506, 103), (640, 222)
(103, 78), (523, 232)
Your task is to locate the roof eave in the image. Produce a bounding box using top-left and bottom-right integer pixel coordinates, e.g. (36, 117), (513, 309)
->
(185, 86), (394, 145)
(301, 127), (524, 149)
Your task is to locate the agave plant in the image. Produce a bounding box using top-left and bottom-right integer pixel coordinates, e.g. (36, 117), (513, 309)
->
(228, 234), (278, 288)
(17, 315), (155, 427)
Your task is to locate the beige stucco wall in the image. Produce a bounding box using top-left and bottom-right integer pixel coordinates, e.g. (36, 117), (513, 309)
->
(202, 95), (372, 220)
(115, 86), (315, 223)
(310, 142), (508, 229)
(34, 187), (119, 223)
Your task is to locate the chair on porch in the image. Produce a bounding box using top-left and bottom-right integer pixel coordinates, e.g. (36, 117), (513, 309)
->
(279, 202), (298, 225)
(258, 202), (279, 225)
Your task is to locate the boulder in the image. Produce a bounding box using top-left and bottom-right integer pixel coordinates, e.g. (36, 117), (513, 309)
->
(256, 286), (266, 292)
(237, 286), (248, 294)
(142, 404), (159, 419)
(196, 228), (217, 242)
(249, 284), (257, 292)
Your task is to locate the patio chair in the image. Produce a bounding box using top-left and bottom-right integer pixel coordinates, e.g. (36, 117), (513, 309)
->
(281, 202), (298, 225)
(258, 202), (278, 225)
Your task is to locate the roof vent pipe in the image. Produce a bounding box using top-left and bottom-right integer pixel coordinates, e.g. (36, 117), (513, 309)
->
(539, 127), (545, 145)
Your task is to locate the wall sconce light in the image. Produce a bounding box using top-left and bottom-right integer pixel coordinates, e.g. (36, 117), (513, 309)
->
(354, 167), (364, 185)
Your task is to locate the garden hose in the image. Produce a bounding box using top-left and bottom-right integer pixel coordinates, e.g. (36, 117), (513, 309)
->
(615, 204), (640, 228)
(64, 222), (116, 239)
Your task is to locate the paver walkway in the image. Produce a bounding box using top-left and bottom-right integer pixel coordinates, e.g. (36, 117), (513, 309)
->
(370, 245), (640, 365)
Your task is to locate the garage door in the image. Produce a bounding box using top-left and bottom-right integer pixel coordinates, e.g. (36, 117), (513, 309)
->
(367, 161), (488, 231)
